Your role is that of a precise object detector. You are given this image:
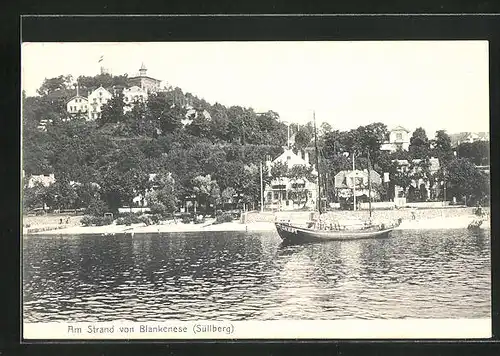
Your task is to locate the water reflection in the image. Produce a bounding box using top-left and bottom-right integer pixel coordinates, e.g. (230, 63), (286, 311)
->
(23, 229), (490, 321)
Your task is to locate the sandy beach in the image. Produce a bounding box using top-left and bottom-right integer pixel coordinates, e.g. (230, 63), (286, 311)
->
(25, 213), (490, 236)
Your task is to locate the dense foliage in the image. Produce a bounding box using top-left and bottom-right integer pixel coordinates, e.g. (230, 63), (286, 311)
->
(22, 74), (288, 215)
(22, 74), (490, 215)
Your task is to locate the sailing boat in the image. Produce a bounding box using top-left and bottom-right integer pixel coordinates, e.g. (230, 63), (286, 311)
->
(274, 113), (401, 244)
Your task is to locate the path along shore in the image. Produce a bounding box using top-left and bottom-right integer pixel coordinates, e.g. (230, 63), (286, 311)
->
(25, 208), (490, 236)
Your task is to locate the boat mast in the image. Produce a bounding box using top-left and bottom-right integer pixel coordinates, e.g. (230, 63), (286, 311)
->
(352, 152), (356, 211)
(313, 111), (322, 215)
(367, 149), (372, 220)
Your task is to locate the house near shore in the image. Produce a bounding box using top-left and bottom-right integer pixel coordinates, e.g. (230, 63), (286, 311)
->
(263, 147), (318, 210)
(334, 170), (382, 200)
(392, 157), (441, 204)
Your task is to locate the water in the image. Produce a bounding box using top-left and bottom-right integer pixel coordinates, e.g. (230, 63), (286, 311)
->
(23, 229), (490, 322)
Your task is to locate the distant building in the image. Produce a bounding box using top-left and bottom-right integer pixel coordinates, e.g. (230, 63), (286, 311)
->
(87, 86), (113, 120)
(380, 126), (411, 152)
(37, 118), (53, 132)
(452, 132), (489, 146)
(123, 86), (148, 113)
(27, 173), (56, 188)
(128, 63), (162, 94)
(66, 95), (89, 116)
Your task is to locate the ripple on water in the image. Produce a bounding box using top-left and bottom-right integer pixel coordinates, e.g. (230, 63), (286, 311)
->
(23, 229), (491, 322)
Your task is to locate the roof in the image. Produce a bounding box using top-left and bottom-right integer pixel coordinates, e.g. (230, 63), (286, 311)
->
(273, 148), (310, 168)
(66, 95), (88, 104)
(89, 86), (112, 96)
(123, 85), (147, 93)
(128, 75), (161, 83)
(334, 170), (381, 188)
(391, 125), (410, 132)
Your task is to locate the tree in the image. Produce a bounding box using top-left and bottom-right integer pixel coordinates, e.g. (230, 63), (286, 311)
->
(432, 130), (454, 167)
(294, 123), (314, 150)
(271, 161), (289, 182)
(37, 75), (73, 96)
(192, 174), (220, 213)
(98, 91), (125, 127)
(445, 158), (489, 205)
(457, 141), (489, 166)
(22, 181), (48, 212)
(148, 92), (184, 134)
(221, 187), (237, 206)
(287, 164), (315, 207)
(408, 127), (430, 159)
(146, 173), (177, 217)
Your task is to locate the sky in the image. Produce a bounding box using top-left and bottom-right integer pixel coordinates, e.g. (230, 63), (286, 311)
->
(21, 41), (490, 136)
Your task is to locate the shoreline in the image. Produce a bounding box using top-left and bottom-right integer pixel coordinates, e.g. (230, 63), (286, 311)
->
(25, 215), (490, 236)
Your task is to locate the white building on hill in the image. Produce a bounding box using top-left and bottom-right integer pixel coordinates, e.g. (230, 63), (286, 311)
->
(380, 126), (411, 152)
(27, 173), (56, 188)
(87, 86), (113, 120)
(123, 86), (148, 113)
(66, 95), (89, 116)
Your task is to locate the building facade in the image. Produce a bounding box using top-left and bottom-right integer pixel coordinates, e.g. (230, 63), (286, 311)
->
(264, 148), (318, 210)
(87, 86), (113, 120)
(334, 170), (382, 200)
(392, 157), (441, 203)
(380, 126), (411, 152)
(27, 173), (56, 188)
(128, 63), (162, 94)
(123, 86), (148, 113)
(66, 95), (89, 116)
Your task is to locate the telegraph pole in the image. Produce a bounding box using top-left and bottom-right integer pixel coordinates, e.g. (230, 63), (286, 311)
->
(367, 150), (372, 220)
(313, 111), (322, 215)
(260, 161), (264, 212)
(352, 152), (356, 211)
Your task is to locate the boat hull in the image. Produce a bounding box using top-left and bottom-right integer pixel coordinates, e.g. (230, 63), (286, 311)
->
(275, 222), (394, 244)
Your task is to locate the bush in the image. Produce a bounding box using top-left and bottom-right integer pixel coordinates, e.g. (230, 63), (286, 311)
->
(81, 215), (113, 227)
(214, 213), (234, 224)
(139, 214), (151, 225)
(85, 198), (108, 217)
(150, 214), (161, 224)
(194, 215), (206, 224)
(116, 213), (142, 226)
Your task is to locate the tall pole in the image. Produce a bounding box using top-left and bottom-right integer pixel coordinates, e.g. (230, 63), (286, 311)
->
(367, 150), (372, 220)
(352, 152), (357, 211)
(443, 168), (447, 204)
(313, 111), (322, 215)
(287, 123), (291, 149)
(260, 161), (264, 213)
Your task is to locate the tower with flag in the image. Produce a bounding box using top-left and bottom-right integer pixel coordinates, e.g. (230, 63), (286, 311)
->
(98, 55), (110, 75)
